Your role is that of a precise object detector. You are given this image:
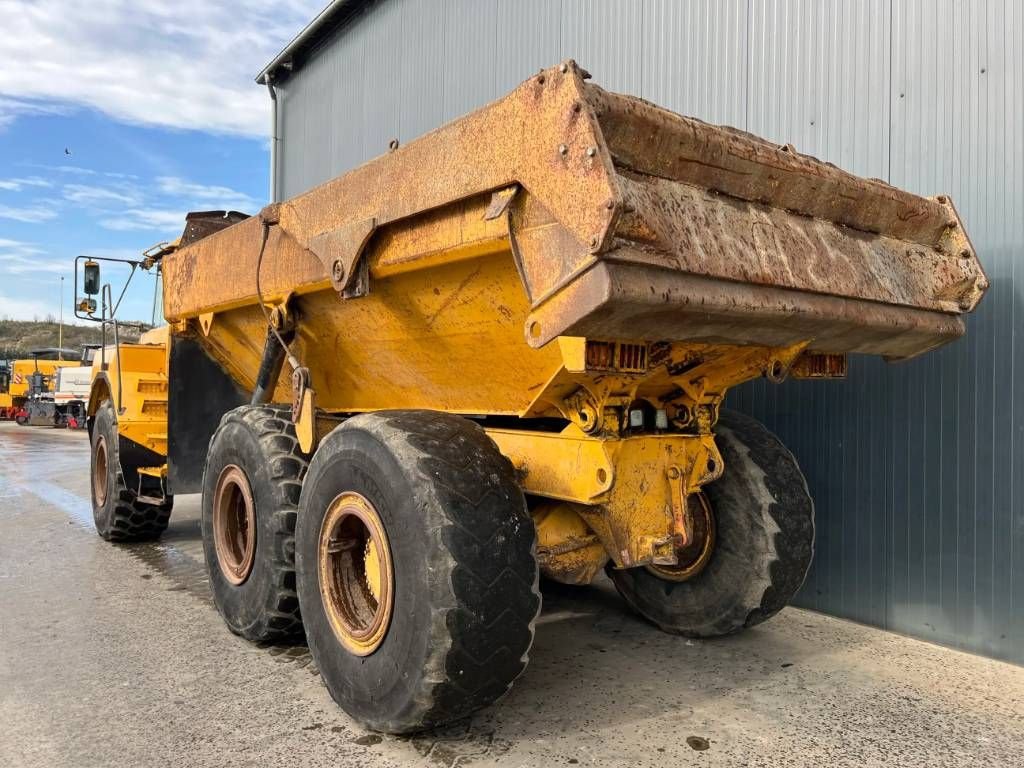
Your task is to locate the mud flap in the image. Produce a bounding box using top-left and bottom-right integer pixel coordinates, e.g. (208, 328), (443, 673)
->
(167, 335), (248, 495)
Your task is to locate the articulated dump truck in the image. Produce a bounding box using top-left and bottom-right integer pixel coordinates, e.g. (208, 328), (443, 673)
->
(82, 62), (986, 733)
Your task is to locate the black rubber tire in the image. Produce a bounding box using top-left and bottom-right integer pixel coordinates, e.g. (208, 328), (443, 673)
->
(91, 399), (173, 542)
(201, 405), (309, 643)
(296, 410), (541, 734)
(608, 409), (814, 638)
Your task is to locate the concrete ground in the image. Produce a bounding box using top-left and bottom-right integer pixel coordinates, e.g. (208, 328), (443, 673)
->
(1, 422), (1022, 768)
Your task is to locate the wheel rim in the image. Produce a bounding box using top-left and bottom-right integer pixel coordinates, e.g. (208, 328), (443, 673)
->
(646, 491), (716, 582)
(318, 491), (394, 656)
(212, 465), (257, 586)
(93, 435), (109, 506)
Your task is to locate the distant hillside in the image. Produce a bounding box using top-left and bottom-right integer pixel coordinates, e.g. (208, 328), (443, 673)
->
(0, 318), (148, 361)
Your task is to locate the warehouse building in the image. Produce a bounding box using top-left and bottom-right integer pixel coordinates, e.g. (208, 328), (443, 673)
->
(258, 0), (1023, 663)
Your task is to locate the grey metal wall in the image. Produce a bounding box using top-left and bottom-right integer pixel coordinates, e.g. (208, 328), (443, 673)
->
(274, 0), (1024, 665)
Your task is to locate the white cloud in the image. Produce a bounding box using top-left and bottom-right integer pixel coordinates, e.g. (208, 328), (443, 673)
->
(0, 203), (58, 223)
(63, 183), (141, 206)
(156, 176), (257, 211)
(100, 208), (187, 232)
(0, 237), (42, 251)
(0, 237), (44, 256)
(23, 163), (98, 176)
(0, 0), (324, 137)
(0, 95), (70, 128)
(0, 256), (65, 275)
(0, 176), (51, 191)
(11, 167), (260, 232)
(0, 237), (65, 275)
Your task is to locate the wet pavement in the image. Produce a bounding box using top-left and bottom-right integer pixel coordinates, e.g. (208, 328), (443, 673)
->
(1, 420), (1023, 767)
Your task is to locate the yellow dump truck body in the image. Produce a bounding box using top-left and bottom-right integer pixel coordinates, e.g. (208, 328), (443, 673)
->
(162, 62), (984, 412)
(86, 61), (986, 734)
(141, 60), (985, 571)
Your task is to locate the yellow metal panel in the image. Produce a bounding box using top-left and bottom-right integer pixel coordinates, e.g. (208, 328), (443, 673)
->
(193, 251), (567, 415)
(90, 338), (169, 457)
(487, 427), (722, 568)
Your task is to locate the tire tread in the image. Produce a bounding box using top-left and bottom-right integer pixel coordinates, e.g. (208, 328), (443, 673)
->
(331, 410), (540, 732)
(92, 399), (172, 542)
(205, 404), (308, 641)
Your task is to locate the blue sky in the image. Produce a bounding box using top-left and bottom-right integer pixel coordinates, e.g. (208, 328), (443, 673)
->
(0, 0), (323, 322)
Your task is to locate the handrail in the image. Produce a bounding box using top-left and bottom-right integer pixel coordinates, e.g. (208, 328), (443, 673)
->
(101, 284), (125, 415)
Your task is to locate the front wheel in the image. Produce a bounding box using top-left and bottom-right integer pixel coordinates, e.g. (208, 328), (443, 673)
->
(608, 409), (814, 638)
(91, 400), (173, 541)
(296, 410), (540, 734)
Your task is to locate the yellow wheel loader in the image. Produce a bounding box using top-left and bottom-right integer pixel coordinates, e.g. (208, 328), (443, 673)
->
(77, 62), (986, 734)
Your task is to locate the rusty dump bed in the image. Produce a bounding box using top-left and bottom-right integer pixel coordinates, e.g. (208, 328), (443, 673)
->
(162, 60), (986, 363)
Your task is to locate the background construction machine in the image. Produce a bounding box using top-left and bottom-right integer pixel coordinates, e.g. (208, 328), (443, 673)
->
(52, 364), (94, 428)
(5, 349), (79, 425)
(0, 362), (11, 419)
(16, 346), (99, 427)
(77, 62), (986, 734)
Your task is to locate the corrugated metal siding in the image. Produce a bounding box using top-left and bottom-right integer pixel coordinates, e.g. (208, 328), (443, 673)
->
(732, 0), (1023, 663)
(273, 0), (1024, 664)
(643, 0), (748, 128)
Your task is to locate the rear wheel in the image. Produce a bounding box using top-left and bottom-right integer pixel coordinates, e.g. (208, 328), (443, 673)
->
(201, 405), (309, 643)
(608, 409), (814, 638)
(90, 399), (173, 541)
(296, 410), (540, 734)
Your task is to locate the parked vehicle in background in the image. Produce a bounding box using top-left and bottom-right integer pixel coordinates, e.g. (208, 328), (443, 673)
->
(7, 350), (78, 424)
(53, 365), (93, 428)
(16, 346), (100, 427)
(0, 362), (12, 419)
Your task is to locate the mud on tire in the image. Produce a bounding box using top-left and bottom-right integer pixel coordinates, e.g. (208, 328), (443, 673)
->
(296, 410), (541, 734)
(91, 399), (173, 542)
(201, 405), (309, 643)
(608, 409), (814, 638)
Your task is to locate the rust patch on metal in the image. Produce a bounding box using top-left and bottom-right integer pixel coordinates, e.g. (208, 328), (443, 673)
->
(584, 340), (648, 373)
(484, 185), (520, 220)
(526, 261), (968, 359)
(306, 215), (377, 296)
(649, 491), (715, 582)
(790, 352), (848, 379)
(585, 83), (949, 245)
(212, 464), (257, 586)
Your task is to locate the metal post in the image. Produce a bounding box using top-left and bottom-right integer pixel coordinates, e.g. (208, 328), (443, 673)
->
(58, 276), (64, 359)
(266, 77), (279, 203)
